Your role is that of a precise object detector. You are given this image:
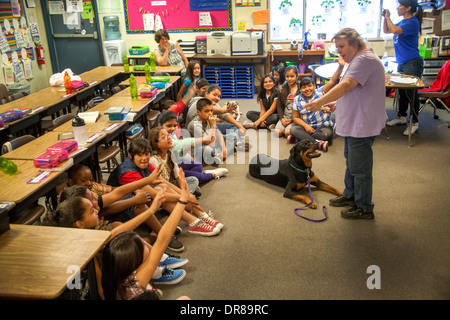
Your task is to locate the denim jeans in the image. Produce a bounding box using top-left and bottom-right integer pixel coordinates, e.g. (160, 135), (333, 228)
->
(342, 136), (376, 213)
(397, 57), (424, 122)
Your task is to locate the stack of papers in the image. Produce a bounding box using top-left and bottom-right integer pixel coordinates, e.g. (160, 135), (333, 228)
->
(78, 111), (100, 123)
(389, 76), (418, 86)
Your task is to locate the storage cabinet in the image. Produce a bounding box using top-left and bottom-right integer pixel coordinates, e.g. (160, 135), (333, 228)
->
(267, 49), (325, 78)
(204, 65), (254, 99)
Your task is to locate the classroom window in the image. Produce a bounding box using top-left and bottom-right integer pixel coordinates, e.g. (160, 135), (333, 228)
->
(268, 0), (402, 42)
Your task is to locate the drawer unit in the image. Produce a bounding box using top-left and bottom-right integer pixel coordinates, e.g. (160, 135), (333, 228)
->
(204, 65), (254, 99)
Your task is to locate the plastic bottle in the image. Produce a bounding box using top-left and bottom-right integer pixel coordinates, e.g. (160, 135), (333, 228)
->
(123, 53), (129, 72)
(150, 52), (156, 71)
(72, 115), (87, 145)
(64, 71), (73, 94)
(0, 156), (18, 175)
(129, 74), (138, 99)
(381, 52), (389, 68)
(144, 62), (151, 83)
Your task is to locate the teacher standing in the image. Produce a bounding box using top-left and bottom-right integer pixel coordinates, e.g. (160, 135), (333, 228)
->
(383, 0), (423, 135)
(306, 28), (386, 220)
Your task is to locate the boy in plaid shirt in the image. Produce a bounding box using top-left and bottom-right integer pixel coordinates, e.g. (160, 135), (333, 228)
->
(290, 57), (345, 151)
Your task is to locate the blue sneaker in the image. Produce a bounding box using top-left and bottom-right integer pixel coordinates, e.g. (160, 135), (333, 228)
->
(153, 267), (186, 285)
(159, 253), (189, 269)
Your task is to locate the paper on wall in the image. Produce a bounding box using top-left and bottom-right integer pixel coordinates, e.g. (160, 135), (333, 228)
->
(199, 12), (212, 26)
(66, 0), (83, 13)
(3, 65), (15, 84)
(63, 12), (80, 26)
(49, 1), (65, 14)
(23, 59), (33, 80)
(154, 14), (163, 31)
(143, 13), (154, 31)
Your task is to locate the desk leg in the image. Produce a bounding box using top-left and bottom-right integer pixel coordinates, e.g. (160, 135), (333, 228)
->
(384, 126), (390, 140)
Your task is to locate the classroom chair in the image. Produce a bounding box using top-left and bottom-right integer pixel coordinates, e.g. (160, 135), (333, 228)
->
(97, 143), (121, 182)
(1, 134), (46, 225)
(1, 134), (35, 155)
(41, 113), (76, 133)
(0, 84), (11, 104)
(418, 60), (450, 120)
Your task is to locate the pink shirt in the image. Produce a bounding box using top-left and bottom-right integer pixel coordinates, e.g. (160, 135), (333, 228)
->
(335, 49), (387, 138)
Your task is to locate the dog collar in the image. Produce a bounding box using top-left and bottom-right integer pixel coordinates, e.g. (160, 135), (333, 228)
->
(289, 163), (311, 177)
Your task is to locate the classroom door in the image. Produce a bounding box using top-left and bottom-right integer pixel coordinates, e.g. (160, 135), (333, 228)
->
(40, 0), (104, 75)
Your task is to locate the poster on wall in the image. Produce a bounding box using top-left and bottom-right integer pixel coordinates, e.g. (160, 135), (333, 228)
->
(124, 0), (232, 33)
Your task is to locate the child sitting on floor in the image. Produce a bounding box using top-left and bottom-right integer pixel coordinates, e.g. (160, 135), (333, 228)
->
(101, 174), (191, 300)
(157, 110), (228, 183)
(290, 56), (345, 150)
(107, 138), (223, 236)
(275, 65), (301, 140)
(65, 164), (183, 252)
(177, 60), (201, 101)
(244, 73), (279, 130)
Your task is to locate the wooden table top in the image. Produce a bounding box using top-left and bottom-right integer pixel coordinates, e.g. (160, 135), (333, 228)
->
(2, 131), (101, 161)
(0, 224), (110, 299)
(90, 95), (152, 113)
(78, 66), (123, 83)
(0, 159), (66, 203)
(53, 112), (127, 134)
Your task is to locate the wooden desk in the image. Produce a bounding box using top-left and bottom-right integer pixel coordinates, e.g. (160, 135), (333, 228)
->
(2, 131), (96, 162)
(0, 224), (110, 299)
(386, 76), (425, 147)
(0, 160), (66, 216)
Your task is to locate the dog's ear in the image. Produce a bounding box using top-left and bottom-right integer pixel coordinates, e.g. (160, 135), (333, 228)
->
(290, 141), (303, 157)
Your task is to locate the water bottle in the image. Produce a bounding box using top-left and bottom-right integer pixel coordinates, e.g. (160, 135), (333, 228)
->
(150, 52), (156, 71)
(0, 156), (17, 175)
(129, 74), (138, 99)
(72, 115), (87, 145)
(144, 62), (151, 83)
(123, 53), (129, 72)
(64, 71), (73, 94)
(381, 52), (389, 69)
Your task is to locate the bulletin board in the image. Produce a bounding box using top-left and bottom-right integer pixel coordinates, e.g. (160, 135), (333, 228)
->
(123, 0), (233, 34)
(0, 0), (34, 62)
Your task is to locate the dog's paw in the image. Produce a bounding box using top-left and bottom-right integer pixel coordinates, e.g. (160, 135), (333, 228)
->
(309, 202), (317, 209)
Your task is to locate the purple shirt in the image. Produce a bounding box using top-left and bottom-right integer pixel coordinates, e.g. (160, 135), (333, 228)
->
(335, 49), (387, 138)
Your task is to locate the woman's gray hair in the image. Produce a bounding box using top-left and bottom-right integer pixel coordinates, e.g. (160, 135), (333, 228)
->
(332, 28), (366, 50)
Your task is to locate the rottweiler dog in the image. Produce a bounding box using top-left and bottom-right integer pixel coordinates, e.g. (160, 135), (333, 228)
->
(249, 140), (342, 208)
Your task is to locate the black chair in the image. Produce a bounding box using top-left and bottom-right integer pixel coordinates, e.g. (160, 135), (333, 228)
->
(2, 134), (46, 225)
(1, 134), (36, 154)
(41, 113), (76, 133)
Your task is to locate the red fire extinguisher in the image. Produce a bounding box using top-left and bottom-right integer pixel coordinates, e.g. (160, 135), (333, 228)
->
(35, 45), (45, 65)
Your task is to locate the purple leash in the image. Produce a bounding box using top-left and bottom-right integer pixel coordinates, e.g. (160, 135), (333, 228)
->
(294, 177), (328, 222)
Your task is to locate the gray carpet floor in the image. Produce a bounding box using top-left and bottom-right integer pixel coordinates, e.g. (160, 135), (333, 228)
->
(157, 95), (450, 301)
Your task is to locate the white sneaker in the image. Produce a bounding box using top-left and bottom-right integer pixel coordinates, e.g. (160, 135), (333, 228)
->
(386, 116), (407, 127)
(204, 168), (229, 179)
(212, 155), (223, 165)
(403, 122), (419, 136)
(243, 119), (254, 129)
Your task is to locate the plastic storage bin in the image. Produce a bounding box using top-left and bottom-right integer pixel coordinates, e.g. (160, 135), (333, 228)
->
(47, 140), (78, 154)
(34, 150), (69, 169)
(204, 65), (254, 99)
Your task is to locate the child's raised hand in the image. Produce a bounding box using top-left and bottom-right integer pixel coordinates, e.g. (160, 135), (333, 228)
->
(133, 189), (152, 204)
(150, 187), (166, 211)
(146, 163), (164, 185)
(208, 115), (216, 127)
(177, 169), (190, 203)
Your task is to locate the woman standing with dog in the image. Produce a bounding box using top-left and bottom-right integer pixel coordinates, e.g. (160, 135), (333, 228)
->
(305, 28), (387, 220)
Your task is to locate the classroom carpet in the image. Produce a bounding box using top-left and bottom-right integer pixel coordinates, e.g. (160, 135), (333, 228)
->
(106, 95), (450, 301)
